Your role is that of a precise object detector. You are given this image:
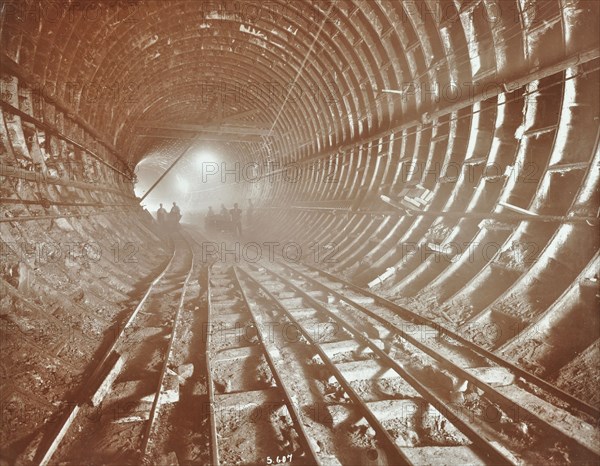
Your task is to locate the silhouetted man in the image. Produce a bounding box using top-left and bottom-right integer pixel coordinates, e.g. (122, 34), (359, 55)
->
(230, 203), (242, 236)
(170, 202), (181, 228)
(206, 206), (216, 230)
(157, 203), (167, 227)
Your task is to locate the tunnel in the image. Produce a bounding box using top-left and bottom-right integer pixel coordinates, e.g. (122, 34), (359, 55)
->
(1, 1), (599, 465)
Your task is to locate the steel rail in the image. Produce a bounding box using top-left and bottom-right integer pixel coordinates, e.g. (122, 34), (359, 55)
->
(35, 243), (178, 466)
(205, 263), (221, 466)
(237, 266), (415, 466)
(0, 209), (140, 223)
(232, 266), (322, 466)
(281, 205), (599, 225)
(0, 197), (132, 208)
(301, 262), (600, 420)
(279, 262), (600, 461)
(0, 164), (138, 198)
(252, 264), (518, 466)
(141, 235), (196, 457)
(378, 197), (600, 225)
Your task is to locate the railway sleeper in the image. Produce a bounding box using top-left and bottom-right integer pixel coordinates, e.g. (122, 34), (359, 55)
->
(287, 307), (320, 320)
(213, 389), (302, 465)
(320, 338), (386, 359)
(328, 359), (401, 384)
(402, 445), (487, 465)
(494, 384), (600, 456)
(353, 398), (471, 447)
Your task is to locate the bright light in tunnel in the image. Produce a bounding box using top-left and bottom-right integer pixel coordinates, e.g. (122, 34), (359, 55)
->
(177, 176), (189, 192)
(194, 150), (221, 169)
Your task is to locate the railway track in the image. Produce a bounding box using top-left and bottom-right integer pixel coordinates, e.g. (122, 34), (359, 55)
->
(35, 236), (599, 466)
(38, 232), (195, 465)
(205, 263), (322, 465)
(229, 260), (599, 466)
(296, 262), (600, 420)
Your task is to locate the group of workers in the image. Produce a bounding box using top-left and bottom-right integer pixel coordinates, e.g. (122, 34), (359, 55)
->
(156, 202), (181, 229)
(155, 200), (254, 237)
(206, 200), (253, 236)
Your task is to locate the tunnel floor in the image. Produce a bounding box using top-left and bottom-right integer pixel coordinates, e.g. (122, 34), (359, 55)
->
(3, 219), (594, 466)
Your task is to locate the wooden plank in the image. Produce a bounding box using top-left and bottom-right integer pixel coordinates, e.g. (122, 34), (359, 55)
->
(134, 131), (264, 143)
(136, 122), (271, 136)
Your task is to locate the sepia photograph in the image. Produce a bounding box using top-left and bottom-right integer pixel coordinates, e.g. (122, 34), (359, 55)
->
(0, 0), (599, 465)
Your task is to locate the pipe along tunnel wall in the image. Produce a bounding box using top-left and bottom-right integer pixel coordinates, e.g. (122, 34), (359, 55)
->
(0, 1), (599, 464)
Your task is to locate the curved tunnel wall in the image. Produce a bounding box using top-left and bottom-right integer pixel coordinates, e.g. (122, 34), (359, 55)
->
(0, 0), (599, 460)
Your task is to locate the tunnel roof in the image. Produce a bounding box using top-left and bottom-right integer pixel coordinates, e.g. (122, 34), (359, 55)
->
(1, 0), (598, 183)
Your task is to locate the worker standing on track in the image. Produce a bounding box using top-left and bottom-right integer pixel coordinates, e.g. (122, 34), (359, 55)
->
(157, 203), (167, 229)
(206, 206), (216, 231)
(220, 203), (228, 217)
(230, 203), (243, 236)
(169, 202), (182, 229)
